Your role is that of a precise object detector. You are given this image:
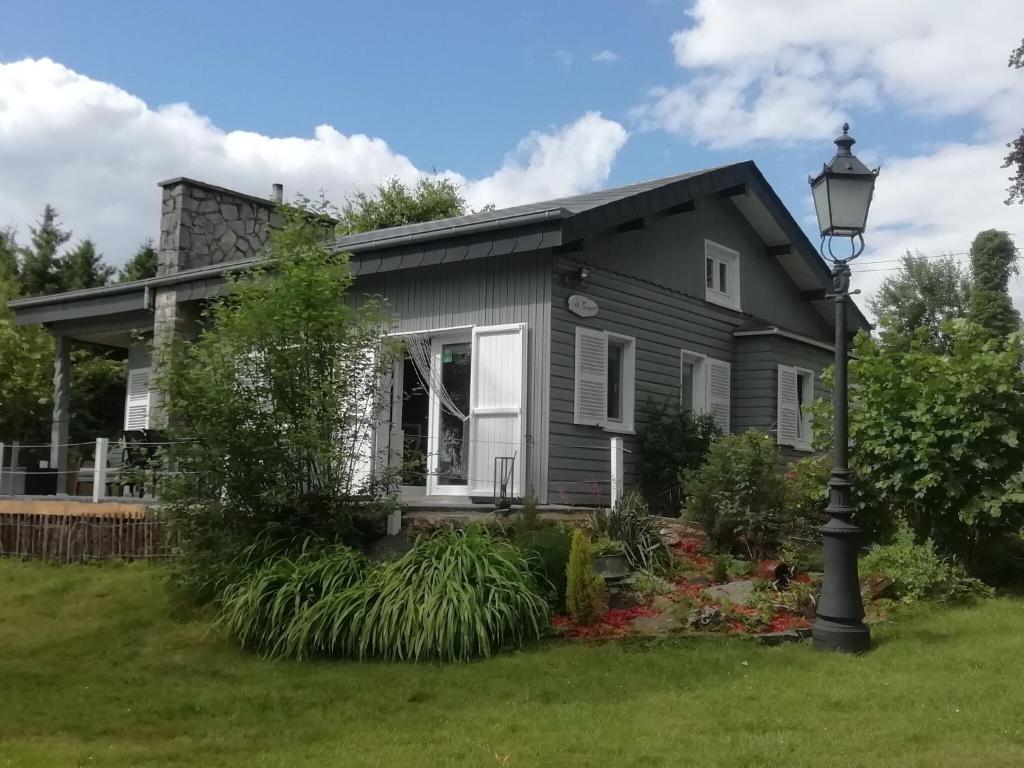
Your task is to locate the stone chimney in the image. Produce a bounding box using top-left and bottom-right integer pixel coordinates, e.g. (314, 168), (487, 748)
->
(272, 183), (284, 204)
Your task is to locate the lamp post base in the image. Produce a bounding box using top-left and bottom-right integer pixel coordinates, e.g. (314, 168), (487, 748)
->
(812, 616), (871, 653)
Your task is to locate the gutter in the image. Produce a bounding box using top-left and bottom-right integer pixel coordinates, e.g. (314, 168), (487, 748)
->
(9, 208), (569, 313)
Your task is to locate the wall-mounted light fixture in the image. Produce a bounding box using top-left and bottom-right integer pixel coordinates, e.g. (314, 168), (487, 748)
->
(560, 263), (591, 286)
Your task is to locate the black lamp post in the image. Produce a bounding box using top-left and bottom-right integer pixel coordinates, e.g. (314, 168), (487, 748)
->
(808, 123), (879, 653)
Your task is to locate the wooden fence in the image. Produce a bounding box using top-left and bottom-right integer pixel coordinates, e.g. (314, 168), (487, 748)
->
(0, 502), (177, 562)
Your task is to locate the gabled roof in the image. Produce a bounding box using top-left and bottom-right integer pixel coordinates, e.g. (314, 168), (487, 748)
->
(8, 161), (870, 332)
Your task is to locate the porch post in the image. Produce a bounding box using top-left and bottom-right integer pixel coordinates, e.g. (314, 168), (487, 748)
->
(50, 334), (71, 491)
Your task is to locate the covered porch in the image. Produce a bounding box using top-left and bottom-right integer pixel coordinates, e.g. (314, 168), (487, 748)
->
(4, 272), (209, 500)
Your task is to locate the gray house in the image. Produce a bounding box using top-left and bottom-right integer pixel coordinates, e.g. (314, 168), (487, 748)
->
(8, 161), (869, 506)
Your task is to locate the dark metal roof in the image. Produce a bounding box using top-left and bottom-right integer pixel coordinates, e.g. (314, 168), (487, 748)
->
(328, 167), (722, 253)
(8, 161), (869, 332)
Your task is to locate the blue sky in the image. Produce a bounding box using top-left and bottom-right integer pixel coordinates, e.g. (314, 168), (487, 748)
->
(1, 1), (1021, 301)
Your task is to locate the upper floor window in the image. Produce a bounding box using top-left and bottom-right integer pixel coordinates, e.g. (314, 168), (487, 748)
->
(704, 240), (741, 311)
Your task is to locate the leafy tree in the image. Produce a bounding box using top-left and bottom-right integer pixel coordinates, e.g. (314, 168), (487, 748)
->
(0, 278), (53, 442)
(68, 348), (126, 443)
(161, 198), (398, 598)
(1004, 38), (1024, 205)
(119, 239), (159, 282)
(868, 251), (971, 351)
(55, 239), (114, 292)
(967, 230), (1020, 338)
(19, 205), (71, 296)
(338, 177), (470, 234)
(813, 321), (1024, 574)
(0, 227), (19, 284)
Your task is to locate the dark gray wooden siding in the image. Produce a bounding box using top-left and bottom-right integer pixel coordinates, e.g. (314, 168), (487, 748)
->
(549, 196), (837, 506)
(582, 197), (832, 340)
(735, 333), (834, 463)
(356, 251), (553, 502)
(549, 254), (743, 505)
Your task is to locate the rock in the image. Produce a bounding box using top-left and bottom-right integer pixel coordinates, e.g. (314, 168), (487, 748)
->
(704, 579), (757, 606)
(863, 572), (895, 600)
(687, 604), (723, 630)
(632, 611), (681, 636)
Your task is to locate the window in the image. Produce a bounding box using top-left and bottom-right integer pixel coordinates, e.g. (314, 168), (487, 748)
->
(777, 365), (814, 450)
(574, 327), (635, 432)
(704, 240), (740, 311)
(680, 350), (731, 434)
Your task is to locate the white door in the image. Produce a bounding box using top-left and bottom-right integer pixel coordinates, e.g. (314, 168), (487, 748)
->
(467, 323), (527, 498)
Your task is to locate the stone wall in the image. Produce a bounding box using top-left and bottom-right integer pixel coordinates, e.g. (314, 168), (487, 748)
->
(157, 178), (279, 276)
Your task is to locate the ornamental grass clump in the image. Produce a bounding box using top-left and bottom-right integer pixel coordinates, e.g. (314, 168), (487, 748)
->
(218, 542), (369, 655)
(289, 526), (549, 662)
(591, 491), (670, 572)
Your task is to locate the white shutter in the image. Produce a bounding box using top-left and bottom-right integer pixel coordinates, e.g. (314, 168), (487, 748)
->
(705, 358), (731, 434)
(777, 365), (800, 447)
(468, 323), (527, 497)
(348, 346), (378, 493)
(574, 327), (607, 427)
(124, 367), (151, 430)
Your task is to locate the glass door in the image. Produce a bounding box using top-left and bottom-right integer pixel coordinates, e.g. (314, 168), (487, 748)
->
(427, 335), (472, 496)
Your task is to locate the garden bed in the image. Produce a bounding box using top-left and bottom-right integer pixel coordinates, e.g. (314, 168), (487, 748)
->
(551, 524), (816, 643)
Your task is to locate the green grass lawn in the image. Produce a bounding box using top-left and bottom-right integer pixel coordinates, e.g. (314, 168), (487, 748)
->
(2, 561), (1023, 768)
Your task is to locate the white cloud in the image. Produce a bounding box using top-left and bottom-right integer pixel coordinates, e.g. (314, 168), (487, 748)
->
(636, 0), (1024, 147)
(634, 1), (1024, 313)
(848, 141), (1024, 308)
(0, 58), (628, 265)
(592, 50), (622, 64)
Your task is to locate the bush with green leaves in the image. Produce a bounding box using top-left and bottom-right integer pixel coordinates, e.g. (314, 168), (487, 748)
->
(566, 528), (604, 625)
(782, 453), (831, 545)
(591, 491), (671, 572)
(636, 399), (718, 514)
(515, 525), (572, 608)
(861, 529), (993, 604)
(289, 527), (548, 662)
(218, 542), (369, 654)
(682, 431), (793, 561)
(161, 198), (399, 599)
(811, 321), (1024, 573)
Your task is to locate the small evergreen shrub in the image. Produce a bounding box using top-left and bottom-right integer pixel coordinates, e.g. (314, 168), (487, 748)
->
(290, 526), (549, 662)
(682, 431), (790, 561)
(592, 491), (671, 572)
(860, 529), (993, 604)
(566, 529), (604, 625)
(636, 399), (718, 513)
(515, 525), (572, 608)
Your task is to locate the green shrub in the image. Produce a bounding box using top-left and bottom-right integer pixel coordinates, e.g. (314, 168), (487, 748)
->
(710, 553), (729, 584)
(566, 529), (604, 625)
(636, 399), (718, 513)
(682, 431), (789, 561)
(860, 529), (993, 604)
(632, 569), (674, 602)
(592, 536), (625, 556)
(218, 543), (368, 653)
(515, 525), (572, 607)
(592, 491), (671, 572)
(290, 526), (548, 662)
(783, 453), (831, 544)
(811, 321), (1024, 571)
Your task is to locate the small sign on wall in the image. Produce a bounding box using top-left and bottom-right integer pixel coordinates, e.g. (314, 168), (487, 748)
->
(567, 294), (599, 317)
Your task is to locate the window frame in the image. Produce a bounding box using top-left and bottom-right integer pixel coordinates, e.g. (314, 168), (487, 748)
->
(603, 331), (636, 434)
(679, 349), (708, 415)
(794, 366), (815, 451)
(704, 239), (741, 311)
